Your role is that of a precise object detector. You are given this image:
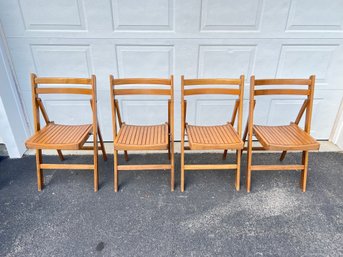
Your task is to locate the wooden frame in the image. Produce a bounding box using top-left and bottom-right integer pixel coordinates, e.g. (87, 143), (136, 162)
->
(244, 75), (320, 192)
(181, 75), (245, 192)
(25, 74), (107, 192)
(110, 76), (174, 192)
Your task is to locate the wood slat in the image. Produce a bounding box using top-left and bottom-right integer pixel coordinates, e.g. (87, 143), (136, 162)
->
(186, 123), (243, 150)
(25, 123), (92, 150)
(113, 89), (171, 96)
(184, 78), (241, 85)
(184, 88), (240, 96)
(250, 165), (305, 171)
(35, 77), (92, 85)
(111, 78), (171, 85)
(36, 88), (92, 95)
(254, 79), (311, 86)
(40, 164), (94, 170)
(114, 124), (169, 150)
(254, 89), (310, 96)
(253, 124), (319, 151)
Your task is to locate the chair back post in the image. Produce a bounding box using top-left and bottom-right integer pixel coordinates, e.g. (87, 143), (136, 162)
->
(181, 75), (185, 141)
(305, 75), (316, 134)
(248, 76), (256, 140)
(170, 75), (174, 141)
(237, 75), (245, 136)
(30, 73), (40, 132)
(109, 75), (117, 138)
(91, 74), (98, 146)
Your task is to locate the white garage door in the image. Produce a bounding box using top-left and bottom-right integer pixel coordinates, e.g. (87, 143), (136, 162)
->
(1, 0), (343, 141)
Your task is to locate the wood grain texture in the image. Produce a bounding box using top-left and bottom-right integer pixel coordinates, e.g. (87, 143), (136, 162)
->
(186, 123), (243, 150)
(114, 124), (169, 150)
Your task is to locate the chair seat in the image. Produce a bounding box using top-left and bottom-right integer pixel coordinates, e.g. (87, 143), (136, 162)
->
(114, 123), (169, 150)
(253, 123), (320, 151)
(186, 123), (243, 150)
(25, 123), (92, 150)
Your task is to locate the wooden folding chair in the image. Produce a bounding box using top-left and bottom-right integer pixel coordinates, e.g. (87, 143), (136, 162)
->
(181, 75), (245, 192)
(25, 74), (107, 192)
(244, 75), (320, 192)
(110, 76), (174, 192)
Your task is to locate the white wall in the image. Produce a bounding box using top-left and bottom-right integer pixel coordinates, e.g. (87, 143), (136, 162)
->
(0, 22), (30, 158)
(0, 0), (343, 144)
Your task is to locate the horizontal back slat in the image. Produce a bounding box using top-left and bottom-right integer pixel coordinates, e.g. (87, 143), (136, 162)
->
(184, 78), (241, 86)
(112, 78), (171, 86)
(184, 88), (240, 96)
(35, 88), (93, 95)
(254, 89), (310, 96)
(35, 77), (92, 85)
(254, 79), (311, 86)
(113, 89), (171, 96)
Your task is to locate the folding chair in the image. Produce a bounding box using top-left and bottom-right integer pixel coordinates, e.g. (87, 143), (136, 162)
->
(25, 74), (107, 192)
(110, 76), (174, 192)
(244, 75), (320, 192)
(181, 75), (245, 192)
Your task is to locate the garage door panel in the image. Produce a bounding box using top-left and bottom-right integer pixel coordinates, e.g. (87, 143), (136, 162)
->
(115, 45), (174, 78)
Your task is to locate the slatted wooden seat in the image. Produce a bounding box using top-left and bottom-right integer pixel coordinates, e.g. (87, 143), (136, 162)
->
(253, 124), (319, 151)
(25, 74), (107, 192)
(181, 76), (245, 192)
(110, 76), (175, 192)
(26, 123), (92, 150)
(114, 124), (169, 150)
(186, 124), (243, 150)
(244, 76), (319, 192)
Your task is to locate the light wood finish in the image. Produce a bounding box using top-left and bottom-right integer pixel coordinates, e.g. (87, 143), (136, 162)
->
(110, 75), (174, 192)
(244, 75), (319, 192)
(186, 124), (243, 150)
(253, 124), (319, 151)
(25, 73), (107, 192)
(181, 75), (244, 192)
(114, 124), (169, 150)
(26, 123), (92, 150)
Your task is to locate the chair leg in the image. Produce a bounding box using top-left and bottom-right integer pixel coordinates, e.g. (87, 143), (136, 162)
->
(36, 149), (43, 191)
(301, 151), (309, 192)
(246, 137), (253, 193)
(235, 150), (241, 191)
(170, 139), (174, 192)
(181, 145), (185, 192)
(222, 150), (227, 160)
(93, 143), (99, 193)
(114, 150), (118, 192)
(97, 126), (107, 161)
(280, 151), (287, 161)
(124, 151), (129, 162)
(57, 150), (64, 161)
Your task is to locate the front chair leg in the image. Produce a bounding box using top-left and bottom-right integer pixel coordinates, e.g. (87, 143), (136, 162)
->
(235, 150), (241, 191)
(36, 149), (43, 191)
(170, 140), (175, 192)
(301, 151), (309, 192)
(114, 150), (119, 192)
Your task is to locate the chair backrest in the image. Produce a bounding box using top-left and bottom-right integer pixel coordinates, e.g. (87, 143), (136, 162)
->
(249, 75), (316, 133)
(30, 73), (97, 134)
(181, 75), (245, 135)
(109, 75), (174, 137)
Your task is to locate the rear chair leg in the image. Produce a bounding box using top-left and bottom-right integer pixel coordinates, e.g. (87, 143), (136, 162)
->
(235, 150), (241, 191)
(280, 151), (287, 161)
(57, 150), (64, 161)
(301, 151), (309, 192)
(246, 139), (253, 192)
(36, 149), (43, 191)
(170, 139), (175, 191)
(93, 144), (99, 192)
(114, 150), (118, 192)
(222, 150), (227, 160)
(124, 151), (129, 162)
